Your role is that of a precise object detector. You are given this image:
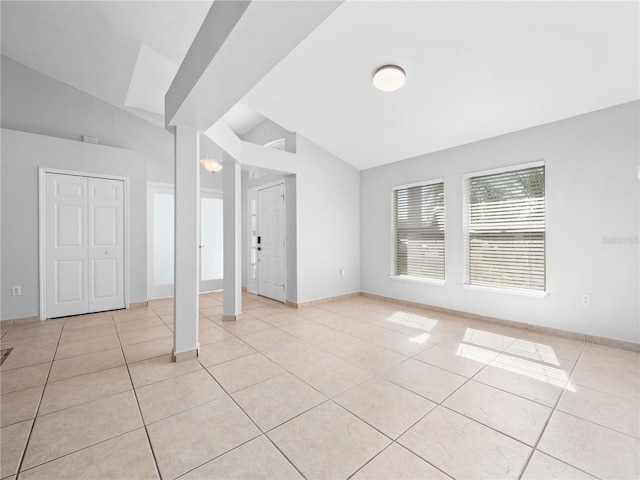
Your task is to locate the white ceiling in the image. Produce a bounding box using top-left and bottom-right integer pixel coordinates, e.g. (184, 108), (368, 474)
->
(223, 102), (266, 136)
(2, 1), (638, 170)
(1, 0), (211, 123)
(243, 1), (639, 170)
(125, 44), (179, 118)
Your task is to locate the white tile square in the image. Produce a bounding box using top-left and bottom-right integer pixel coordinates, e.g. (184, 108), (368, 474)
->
(398, 406), (531, 479)
(232, 373), (326, 431)
(335, 377), (435, 438)
(443, 380), (551, 446)
(381, 359), (466, 403)
(537, 411), (639, 479)
(268, 402), (390, 479)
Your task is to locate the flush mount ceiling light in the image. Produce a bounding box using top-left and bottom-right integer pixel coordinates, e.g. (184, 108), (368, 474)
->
(372, 65), (406, 92)
(200, 157), (223, 173)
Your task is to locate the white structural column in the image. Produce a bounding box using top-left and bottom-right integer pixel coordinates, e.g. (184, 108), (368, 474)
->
(172, 126), (200, 361)
(165, 1), (343, 327)
(222, 159), (242, 320)
(165, 1), (343, 130)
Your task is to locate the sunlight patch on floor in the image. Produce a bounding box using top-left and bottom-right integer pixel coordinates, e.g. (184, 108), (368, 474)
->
(508, 339), (561, 366)
(454, 343), (497, 364)
(409, 333), (431, 344)
(458, 328), (573, 391)
(385, 312), (439, 332)
(493, 352), (573, 391)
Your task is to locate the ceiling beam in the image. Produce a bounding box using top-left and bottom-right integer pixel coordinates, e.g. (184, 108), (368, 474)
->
(165, 0), (343, 132)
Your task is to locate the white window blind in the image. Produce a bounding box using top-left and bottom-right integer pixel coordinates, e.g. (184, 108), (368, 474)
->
(393, 181), (445, 280)
(464, 165), (545, 291)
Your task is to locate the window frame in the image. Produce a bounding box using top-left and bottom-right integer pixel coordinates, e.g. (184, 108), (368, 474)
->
(390, 178), (446, 284)
(462, 161), (547, 296)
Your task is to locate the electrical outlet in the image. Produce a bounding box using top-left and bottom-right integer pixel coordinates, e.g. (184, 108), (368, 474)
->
(12, 286), (21, 296)
(581, 294), (591, 306)
(340, 269), (345, 276)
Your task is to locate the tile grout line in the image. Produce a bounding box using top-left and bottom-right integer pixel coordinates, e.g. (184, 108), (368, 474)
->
(12, 422), (151, 476)
(228, 326), (409, 444)
(343, 357), (473, 479)
(419, 336), (558, 478)
(8, 297), (636, 479)
(322, 332), (548, 479)
(127, 305), (295, 478)
(9, 309), (163, 480)
(16, 307), (185, 478)
(344, 442), (396, 480)
(257, 317), (456, 478)
(114, 313), (164, 480)
(352, 326), (544, 476)
(271, 316), (409, 381)
(156, 304), (636, 480)
(195, 354), (310, 480)
(261, 435), (309, 480)
(322, 395), (458, 480)
(228, 334), (372, 401)
(278, 305), (492, 374)
(552, 408), (640, 441)
(344, 440), (454, 480)
(13, 321), (65, 479)
(217, 300), (631, 480)
(515, 340), (589, 480)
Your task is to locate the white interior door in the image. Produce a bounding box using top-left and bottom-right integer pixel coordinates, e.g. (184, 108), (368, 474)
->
(45, 173), (89, 318)
(45, 173), (125, 318)
(88, 178), (125, 312)
(257, 184), (285, 302)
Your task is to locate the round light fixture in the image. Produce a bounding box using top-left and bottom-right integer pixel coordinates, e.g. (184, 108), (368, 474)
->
(372, 65), (406, 92)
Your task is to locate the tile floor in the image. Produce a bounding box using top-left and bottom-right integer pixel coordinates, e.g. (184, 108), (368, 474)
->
(1, 292), (638, 480)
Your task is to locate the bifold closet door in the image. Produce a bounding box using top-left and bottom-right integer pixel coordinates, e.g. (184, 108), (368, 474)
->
(87, 177), (125, 313)
(45, 173), (89, 318)
(45, 173), (124, 318)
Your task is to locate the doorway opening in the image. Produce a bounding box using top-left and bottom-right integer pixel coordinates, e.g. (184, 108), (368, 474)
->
(146, 183), (223, 300)
(247, 180), (287, 302)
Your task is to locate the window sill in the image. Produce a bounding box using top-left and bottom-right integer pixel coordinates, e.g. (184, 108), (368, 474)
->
(463, 284), (548, 298)
(389, 275), (446, 286)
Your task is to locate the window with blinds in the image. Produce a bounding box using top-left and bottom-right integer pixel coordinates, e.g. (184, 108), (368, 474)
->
(464, 164), (545, 291)
(393, 180), (445, 280)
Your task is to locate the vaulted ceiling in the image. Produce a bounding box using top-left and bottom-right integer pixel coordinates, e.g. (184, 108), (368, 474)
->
(1, 1), (212, 126)
(2, 1), (638, 170)
(244, 1), (639, 169)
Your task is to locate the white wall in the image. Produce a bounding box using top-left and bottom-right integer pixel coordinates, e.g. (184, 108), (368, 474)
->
(1, 56), (221, 189)
(285, 175), (297, 302)
(361, 101), (640, 343)
(240, 135), (360, 304)
(0, 56), (225, 320)
(1, 57), (172, 178)
(1, 129), (148, 320)
(295, 136), (360, 303)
